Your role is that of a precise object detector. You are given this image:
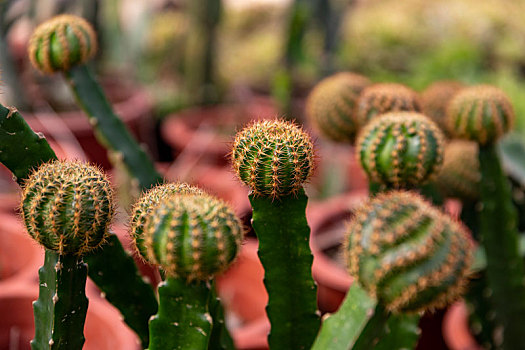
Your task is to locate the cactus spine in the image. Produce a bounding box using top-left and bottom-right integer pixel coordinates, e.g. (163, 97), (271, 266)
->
(420, 80), (464, 135)
(306, 72), (371, 143)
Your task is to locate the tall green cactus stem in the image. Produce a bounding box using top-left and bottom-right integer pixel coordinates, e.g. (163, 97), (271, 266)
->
(20, 160), (114, 350)
(231, 119), (315, 199)
(133, 192), (243, 349)
(446, 85), (514, 145)
(305, 72), (371, 143)
(421, 80), (464, 135)
(28, 15), (162, 189)
(355, 83), (421, 128)
(357, 112), (445, 189)
(232, 120), (319, 349)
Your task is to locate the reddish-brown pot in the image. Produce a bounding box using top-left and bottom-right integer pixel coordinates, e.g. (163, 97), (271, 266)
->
(443, 301), (483, 350)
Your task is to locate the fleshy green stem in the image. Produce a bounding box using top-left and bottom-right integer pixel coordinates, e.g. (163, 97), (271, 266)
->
(148, 277), (213, 350)
(208, 282), (235, 350)
(250, 189), (320, 350)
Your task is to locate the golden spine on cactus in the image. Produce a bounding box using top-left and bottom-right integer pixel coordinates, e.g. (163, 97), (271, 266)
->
(130, 182), (203, 260)
(20, 160), (114, 255)
(131, 192), (243, 281)
(344, 190), (474, 313)
(436, 140), (480, 200)
(355, 83), (421, 128)
(28, 14), (97, 74)
(446, 85), (514, 145)
(305, 72), (371, 143)
(356, 112), (445, 188)
(231, 119), (315, 198)
(421, 80), (464, 135)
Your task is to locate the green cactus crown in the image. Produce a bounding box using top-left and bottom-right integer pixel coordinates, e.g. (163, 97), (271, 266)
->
(446, 84), (514, 145)
(356, 112), (445, 189)
(421, 80), (464, 135)
(345, 190), (474, 313)
(131, 192), (243, 281)
(231, 119), (315, 198)
(28, 14), (97, 74)
(21, 160), (114, 255)
(306, 72), (371, 143)
(356, 83), (421, 128)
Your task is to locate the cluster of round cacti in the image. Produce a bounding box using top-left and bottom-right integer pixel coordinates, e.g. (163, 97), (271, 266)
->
(28, 14), (97, 74)
(231, 119), (315, 198)
(305, 72), (370, 143)
(356, 112), (445, 188)
(130, 183), (243, 281)
(421, 80), (464, 135)
(20, 160), (114, 256)
(345, 190), (474, 313)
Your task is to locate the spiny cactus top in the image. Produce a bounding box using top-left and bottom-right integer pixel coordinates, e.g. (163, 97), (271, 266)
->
(305, 72), (371, 143)
(355, 83), (421, 128)
(345, 191), (474, 313)
(133, 193), (243, 281)
(436, 140), (480, 200)
(231, 119), (315, 198)
(356, 112), (445, 188)
(446, 85), (514, 145)
(28, 14), (97, 74)
(21, 160), (113, 255)
(421, 80), (464, 135)
(130, 182), (203, 259)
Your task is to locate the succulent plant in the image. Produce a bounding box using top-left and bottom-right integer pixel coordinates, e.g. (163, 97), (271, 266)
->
(231, 119), (315, 198)
(28, 14), (97, 74)
(355, 83), (421, 128)
(446, 84), (514, 145)
(305, 72), (371, 142)
(345, 190), (474, 313)
(356, 112), (445, 189)
(421, 80), (464, 135)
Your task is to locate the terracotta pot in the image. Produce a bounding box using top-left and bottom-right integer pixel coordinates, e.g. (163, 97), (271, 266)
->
(443, 301), (483, 350)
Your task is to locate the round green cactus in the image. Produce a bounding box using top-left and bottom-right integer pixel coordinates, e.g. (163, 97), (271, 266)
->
(345, 190), (474, 313)
(357, 112), (445, 188)
(421, 80), (464, 135)
(21, 160), (113, 255)
(436, 140), (480, 200)
(306, 72), (371, 143)
(446, 85), (514, 145)
(133, 193), (243, 281)
(355, 83), (421, 128)
(28, 14), (97, 74)
(231, 120), (315, 198)
(130, 182), (203, 259)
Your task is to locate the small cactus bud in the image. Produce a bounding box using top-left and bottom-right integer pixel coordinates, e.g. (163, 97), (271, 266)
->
(421, 80), (464, 135)
(21, 160), (113, 255)
(306, 72), (371, 143)
(446, 85), (514, 145)
(231, 120), (315, 198)
(436, 140), (480, 200)
(28, 14), (97, 74)
(130, 182), (203, 259)
(356, 112), (445, 188)
(356, 83), (421, 128)
(134, 193), (243, 281)
(345, 190), (474, 313)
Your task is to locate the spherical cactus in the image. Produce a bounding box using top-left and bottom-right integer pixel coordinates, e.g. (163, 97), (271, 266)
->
(306, 72), (371, 143)
(130, 182), (203, 259)
(133, 193), (243, 281)
(345, 190), (474, 313)
(21, 160), (113, 255)
(446, 85), (514, 145)
(436, 140), (480, 200)
(421, 80), (464, 135)
(28, 14), (97, 74)
(355, 83), (421, 128)
(356, 112), (445, 188)
(231, 120), (315, 198)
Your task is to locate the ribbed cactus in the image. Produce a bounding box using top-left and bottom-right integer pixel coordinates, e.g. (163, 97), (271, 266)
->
(446, 85), (514, 145)
(345, 190), (474, 313)
(305, 72), (371, 143)
(28, 14), (97, 74)
(421, 80), (464, 135)
(231, 119), (315, 198)
(355, 83), (421, 128)
(357, 112), (444, 189)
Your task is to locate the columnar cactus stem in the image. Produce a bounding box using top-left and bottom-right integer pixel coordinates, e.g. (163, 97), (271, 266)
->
(231, 119), (320, 350)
